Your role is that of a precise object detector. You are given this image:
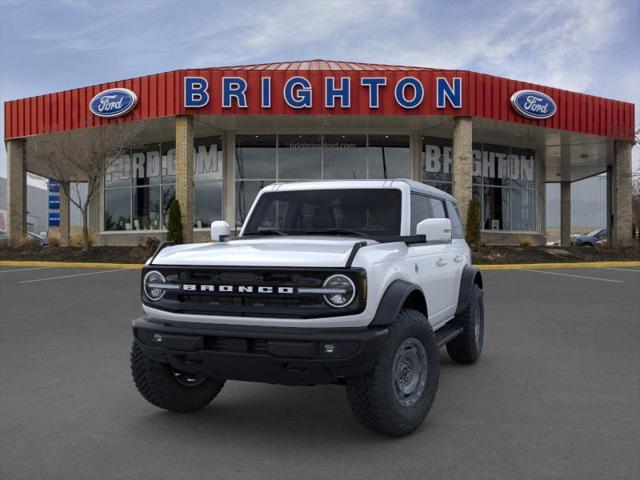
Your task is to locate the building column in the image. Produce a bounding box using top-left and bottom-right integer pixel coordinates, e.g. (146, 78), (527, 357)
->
(560, 181), (571, 246)
(175, 115), (194, 243)
(6, 139), (27, 245)
(410, 133), (422, 182)
(611, 141), (633, 247)
(222, 132), (236, 231)
(452, 117), (473, 227)
(59, 182), (70, 247)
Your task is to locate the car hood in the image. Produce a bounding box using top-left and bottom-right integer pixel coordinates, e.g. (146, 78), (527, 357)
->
(151, 236), (369, 268)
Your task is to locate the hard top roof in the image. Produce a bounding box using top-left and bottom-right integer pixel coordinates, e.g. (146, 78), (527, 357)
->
(263, 179), (457, 203)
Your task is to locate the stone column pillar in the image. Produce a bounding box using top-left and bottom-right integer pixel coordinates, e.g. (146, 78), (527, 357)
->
(59, 182), (70, 247)
(175, 115), (194, 243)
(222, 132), (236, 231)
(6, 139), (27, 245)
(611, 141), (633, 247)
(560, 181), (571, 246)
(452, 117), (473, 227)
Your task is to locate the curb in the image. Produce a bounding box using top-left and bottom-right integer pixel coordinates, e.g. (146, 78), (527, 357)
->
(0, 260), (143, 269)
(477, 261), (640, 270)
(1, 260), (639, 271)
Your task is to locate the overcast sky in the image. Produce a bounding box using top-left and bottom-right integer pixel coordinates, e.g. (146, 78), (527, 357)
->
(1, 0), (638, 181)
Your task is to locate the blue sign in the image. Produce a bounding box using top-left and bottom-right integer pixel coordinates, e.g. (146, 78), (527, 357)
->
(48, 181), (60, 193)
(48, 212), (60, 227)
(89, 88), (138, 118)
(49, 199), (60, 210)
(510, 90), (556, 120)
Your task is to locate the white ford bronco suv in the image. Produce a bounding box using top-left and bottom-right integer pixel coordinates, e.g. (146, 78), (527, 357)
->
(131, 179), (484, 436)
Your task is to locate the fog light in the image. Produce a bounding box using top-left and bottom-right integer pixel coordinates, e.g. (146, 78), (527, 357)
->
(322, 343), (336, 354)
(152, 333), (163, 343)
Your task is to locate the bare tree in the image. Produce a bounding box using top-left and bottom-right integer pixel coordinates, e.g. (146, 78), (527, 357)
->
(27, 122), (143, 251)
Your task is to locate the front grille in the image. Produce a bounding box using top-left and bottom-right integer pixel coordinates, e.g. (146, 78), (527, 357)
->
(143, 266), (366, 319)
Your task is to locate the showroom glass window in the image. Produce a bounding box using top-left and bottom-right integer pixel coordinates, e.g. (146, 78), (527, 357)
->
(104, 136), (223, 231)
(422, 136), (536, 232)
(235, 134), (410, 227)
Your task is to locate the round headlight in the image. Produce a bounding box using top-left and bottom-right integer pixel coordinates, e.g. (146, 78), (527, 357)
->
(322, 274), (356, 308)
(143, 270), (166, 301)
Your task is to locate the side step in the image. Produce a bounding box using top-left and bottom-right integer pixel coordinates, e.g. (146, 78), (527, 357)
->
(435, 323), (463, 347)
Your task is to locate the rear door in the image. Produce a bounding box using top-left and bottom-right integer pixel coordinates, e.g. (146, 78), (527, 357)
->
(407, 193), (456, 325)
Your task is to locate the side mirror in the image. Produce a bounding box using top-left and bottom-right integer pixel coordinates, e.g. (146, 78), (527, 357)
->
(211, 221), (231, 242)
(416, 218), (452, 243)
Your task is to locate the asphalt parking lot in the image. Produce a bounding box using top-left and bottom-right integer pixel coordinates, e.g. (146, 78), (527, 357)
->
(1, 265), (639, 480)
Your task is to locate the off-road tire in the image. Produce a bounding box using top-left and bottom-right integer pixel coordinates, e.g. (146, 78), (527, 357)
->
(446, 284), (484, 364)
(131, 342), (225, 413)
(345, 309), (439, 437)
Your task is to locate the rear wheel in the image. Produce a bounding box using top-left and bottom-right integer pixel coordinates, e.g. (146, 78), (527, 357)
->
(345, 309), (439, 437)
(446, 284), (484, 364)
(131, 342), (225, 413)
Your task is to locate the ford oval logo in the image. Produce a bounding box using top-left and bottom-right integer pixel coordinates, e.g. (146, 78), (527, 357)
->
(89, 88), (138, 118)
(510, 89), (556, 120)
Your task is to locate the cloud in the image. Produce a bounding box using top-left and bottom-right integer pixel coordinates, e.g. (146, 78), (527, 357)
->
(1, 0), (638, 177)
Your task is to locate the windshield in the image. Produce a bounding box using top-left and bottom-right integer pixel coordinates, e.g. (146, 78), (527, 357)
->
(242, 188), (402, 238)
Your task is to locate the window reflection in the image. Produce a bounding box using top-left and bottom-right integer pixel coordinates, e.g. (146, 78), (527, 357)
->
(368, 135), (410, 179)
(323, 135), (366, 179)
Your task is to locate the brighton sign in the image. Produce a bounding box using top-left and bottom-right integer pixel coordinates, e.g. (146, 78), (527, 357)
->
(89, 88), (138, 118)
(183, 75), (464, 110)
(510, 89), (557, 120)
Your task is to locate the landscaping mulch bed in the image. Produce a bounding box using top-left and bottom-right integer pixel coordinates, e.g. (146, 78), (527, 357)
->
(470, 245), (640, 264)
(1, 243), (638, 266)
(0, 245), (151, 264)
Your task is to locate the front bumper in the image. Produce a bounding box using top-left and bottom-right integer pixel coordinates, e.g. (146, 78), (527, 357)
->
(133, 317), (388, 385)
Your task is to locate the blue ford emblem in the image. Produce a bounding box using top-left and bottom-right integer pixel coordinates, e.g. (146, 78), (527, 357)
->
(89, 88), (138, 118)
(510, 89), (556, 120)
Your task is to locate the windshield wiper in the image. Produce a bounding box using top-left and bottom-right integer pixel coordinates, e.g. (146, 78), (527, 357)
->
(304, 229), (371, 238)
(243, 229), (287, 236)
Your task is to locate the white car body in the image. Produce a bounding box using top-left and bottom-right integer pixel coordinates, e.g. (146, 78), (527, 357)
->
(145, 179), (471, 330)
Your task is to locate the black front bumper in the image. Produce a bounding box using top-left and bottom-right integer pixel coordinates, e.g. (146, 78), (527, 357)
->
(133, 317), (388, 385)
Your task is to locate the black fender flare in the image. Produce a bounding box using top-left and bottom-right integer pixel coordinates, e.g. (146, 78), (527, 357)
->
(370, 279), (427, 326)
(455, 265), (483, 316)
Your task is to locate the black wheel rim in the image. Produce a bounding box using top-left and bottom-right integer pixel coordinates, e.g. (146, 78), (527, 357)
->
(172, 370), (207, 387)
(392, 337), (428, 407)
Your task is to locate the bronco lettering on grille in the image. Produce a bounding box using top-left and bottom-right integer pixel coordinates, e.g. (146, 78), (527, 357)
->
(182, 284), (295, 294)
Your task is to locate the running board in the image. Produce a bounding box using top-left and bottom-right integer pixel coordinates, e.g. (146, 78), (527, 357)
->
(435, 324), (463, 347)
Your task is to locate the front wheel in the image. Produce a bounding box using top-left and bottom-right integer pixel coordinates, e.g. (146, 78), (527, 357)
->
(345, 309), (439, 437)
(446, 284), (484, 364)
(131, 342), (225, 413)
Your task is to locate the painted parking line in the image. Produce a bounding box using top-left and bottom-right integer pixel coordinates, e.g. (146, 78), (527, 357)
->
(597, 267), (640, 273)
(525, 269), (624, 283)
(0, 267), (53, 273)
(17, 269), (128, 284)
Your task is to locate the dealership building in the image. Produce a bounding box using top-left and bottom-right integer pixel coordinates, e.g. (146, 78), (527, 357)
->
(3, 60), (636, 246)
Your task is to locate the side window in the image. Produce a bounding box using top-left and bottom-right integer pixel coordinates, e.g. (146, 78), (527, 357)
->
(428, 197), (447, 218)
(410, 193), (431, 234)
(446, 200), (464, 239)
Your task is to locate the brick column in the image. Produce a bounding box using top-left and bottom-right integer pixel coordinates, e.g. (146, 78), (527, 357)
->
(452, 117), (473, 227)
(611, 141), (633, 247)
(59, 182), (70, 247)
(6, 139), (27, 245)
(175, 115), (194, 243)
(560, 181), (571, 246)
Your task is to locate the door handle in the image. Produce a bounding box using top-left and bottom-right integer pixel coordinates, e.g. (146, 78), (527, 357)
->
(436, 257), (447, 267)
(454, 254), (464, 263)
